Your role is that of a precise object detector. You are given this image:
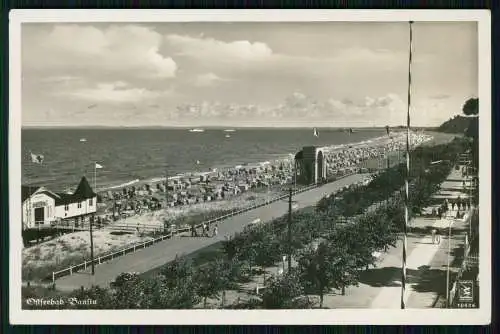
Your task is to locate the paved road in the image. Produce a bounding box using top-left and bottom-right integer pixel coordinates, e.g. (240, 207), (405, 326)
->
(368, 165), (470, 308)
(55, 173), (370, 291)
(305, 164), (471, 309)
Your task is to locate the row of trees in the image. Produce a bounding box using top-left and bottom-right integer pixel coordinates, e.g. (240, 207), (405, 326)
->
(23, 137), (468, 309)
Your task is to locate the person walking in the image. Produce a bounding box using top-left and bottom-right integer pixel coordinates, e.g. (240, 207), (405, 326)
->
(431, 228), (437, 244)
(213, 224), (218, 238)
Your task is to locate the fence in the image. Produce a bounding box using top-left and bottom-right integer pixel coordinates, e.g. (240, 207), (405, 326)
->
(446, 208), (479, 307)
(50, 172), (357, 283)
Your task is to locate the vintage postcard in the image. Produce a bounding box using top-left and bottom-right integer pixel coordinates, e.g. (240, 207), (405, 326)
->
(9, 10), (491, 325)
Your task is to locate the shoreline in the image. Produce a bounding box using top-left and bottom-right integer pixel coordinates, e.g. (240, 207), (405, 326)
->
(21, 132), (458, 283)
(93, 130), (429, 194)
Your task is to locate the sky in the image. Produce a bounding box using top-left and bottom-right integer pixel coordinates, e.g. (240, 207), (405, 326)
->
(21, 21), (478, 127)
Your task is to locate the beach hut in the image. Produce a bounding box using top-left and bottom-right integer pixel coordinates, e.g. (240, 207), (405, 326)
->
(238, 184), (249, 192)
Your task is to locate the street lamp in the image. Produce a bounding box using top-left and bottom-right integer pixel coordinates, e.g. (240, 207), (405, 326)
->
(445, 218), (454, 308)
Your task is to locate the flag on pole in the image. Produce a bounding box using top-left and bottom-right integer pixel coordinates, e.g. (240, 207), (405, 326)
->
(196, 160), (200, 165)
(30, 152), (44, 164)
(313, 128), (319, 138)
(95, 163), (103, 169)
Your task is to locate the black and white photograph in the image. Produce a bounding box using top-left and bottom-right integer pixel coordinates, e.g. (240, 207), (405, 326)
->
(9, 10), (491, 325)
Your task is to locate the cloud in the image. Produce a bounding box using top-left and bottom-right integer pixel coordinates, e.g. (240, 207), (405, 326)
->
(59, 81), (169, 103)
(171, 92), (408, 126)
(166, 34), (273, 62)
(24, 25), (177, 79)
(429, 94), (451, 100)
(194, 73), (223, 87)
(39, 75), (83, 84)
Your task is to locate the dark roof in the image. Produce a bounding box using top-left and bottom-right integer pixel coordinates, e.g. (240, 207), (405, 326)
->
(22, 176), (96, 205)
(73, 176), (97, 199)
(295, 150), (303, 160)
(54, 192), (76, 206)
(22, 186), (40, 202)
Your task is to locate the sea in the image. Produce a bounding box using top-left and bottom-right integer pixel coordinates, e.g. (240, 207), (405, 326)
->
(22, 127), (391, 192)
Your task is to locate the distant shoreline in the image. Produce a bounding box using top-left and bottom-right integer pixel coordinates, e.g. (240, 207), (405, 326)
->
(21, 129), (437, 193)
(21, 126), (438, 130)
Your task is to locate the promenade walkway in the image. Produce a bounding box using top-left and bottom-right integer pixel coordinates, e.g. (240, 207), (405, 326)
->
(55, 173), (370, 291)
(342, 164), (470, 309)
(208, 163), (472, 309)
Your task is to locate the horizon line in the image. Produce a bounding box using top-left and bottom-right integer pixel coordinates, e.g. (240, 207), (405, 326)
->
(21, 125), (438, 129)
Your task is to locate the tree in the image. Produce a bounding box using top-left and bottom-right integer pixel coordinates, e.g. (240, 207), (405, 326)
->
(261, 271), (305, 309)
(109, 272), (150, 308)
(155, 257), (200, 308)
(462, 97), (478, 116)
(359, 209), (398, 254)
(461, 97), (479, 169)
(297, 242), (358, 308)
(252, 234), (286, 285)
(335, 221), (377, 271)
(195, 259), (229, 308)
(221, 236), (239, 262)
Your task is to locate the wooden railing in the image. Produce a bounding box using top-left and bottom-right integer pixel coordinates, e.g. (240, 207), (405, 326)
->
(50, 173), (358, 283)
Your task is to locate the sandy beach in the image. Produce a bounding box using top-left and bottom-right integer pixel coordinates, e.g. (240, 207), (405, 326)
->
(22, 131), (434, 282)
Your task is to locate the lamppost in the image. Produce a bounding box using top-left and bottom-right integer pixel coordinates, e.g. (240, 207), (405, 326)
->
(445, 218), (454, 308)
(287, 187), (293, 271)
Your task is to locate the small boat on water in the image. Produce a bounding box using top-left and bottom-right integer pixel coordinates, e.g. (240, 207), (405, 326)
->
(225, 134), (231, 138)
(189, 128), (205, 133)
(80, 138), (87, 142)
(224, 129), (235, 132)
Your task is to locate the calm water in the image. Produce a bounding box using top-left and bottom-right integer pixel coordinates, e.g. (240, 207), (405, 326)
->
(22, 127), (388, 192)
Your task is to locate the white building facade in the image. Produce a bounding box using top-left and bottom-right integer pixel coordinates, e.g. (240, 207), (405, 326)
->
(22, 176), (97, 230)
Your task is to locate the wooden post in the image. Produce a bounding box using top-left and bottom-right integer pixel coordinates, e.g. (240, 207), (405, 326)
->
(287, 187), (292, 272)
(90, 214), (95, 275)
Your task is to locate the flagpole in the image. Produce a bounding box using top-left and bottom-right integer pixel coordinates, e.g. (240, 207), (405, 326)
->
(26, 152), (30, 231)
(90, 162), (96, 275)
(401, 20), (413, 310)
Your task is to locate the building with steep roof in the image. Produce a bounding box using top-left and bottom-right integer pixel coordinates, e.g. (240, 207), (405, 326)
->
(22, 176), (97, 230)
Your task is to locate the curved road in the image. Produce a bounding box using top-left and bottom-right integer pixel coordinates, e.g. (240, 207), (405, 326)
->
(55, 173), (370, 291)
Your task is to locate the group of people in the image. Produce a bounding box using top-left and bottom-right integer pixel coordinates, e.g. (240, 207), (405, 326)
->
(431, 196), (472, 244)
(322, 133), (432, 175)
(431, 196), (471, 219)
(190, 222), (218, 238)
